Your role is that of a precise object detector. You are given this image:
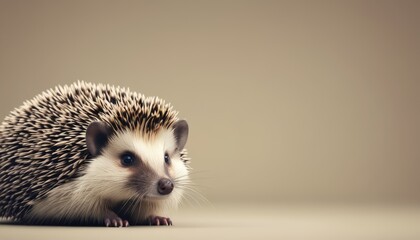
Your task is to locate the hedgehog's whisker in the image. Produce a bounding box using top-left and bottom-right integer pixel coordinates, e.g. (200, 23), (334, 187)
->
(180, 190), (202, 208)
(119, 192), (139, 217)
(175, 183), (211, 207)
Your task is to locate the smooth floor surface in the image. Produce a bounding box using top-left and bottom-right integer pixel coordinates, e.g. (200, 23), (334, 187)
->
(1, 203), (420, 240)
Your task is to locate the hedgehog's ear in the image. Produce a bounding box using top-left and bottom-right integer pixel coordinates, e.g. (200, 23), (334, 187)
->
(173, 120), (189, 151)
(86, 121), (113, 156)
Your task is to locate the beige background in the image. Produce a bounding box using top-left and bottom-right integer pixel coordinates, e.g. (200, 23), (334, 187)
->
(0, 1), (420, 239)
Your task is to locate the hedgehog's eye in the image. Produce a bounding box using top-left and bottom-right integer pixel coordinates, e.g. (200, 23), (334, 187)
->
(120, 152), (136, 166)
(164, 153), (171, 165)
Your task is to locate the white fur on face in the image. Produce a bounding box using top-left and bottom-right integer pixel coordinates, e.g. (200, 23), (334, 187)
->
(105, 128), (189, 200)
(28, 128), (189, 224)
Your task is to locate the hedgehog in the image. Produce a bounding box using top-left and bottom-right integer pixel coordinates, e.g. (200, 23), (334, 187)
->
(0, 81), (191, 227)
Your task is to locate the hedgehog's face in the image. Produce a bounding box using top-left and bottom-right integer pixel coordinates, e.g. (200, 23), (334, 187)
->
(85, 120), (189, 208)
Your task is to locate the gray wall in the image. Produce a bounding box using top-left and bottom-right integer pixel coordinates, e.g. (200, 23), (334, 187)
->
(1, 0), (419, 204)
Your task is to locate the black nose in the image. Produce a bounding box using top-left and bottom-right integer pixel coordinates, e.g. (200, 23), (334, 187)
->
(158, 178), (174, 195)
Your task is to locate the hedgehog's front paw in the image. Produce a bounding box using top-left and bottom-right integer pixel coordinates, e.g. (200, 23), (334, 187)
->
(104, 217), (129, 227)
(148, 215), (172, 226)
(104, 211), (129, 227)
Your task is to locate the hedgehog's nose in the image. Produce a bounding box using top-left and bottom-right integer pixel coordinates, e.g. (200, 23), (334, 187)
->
(158, 178), (174, 195)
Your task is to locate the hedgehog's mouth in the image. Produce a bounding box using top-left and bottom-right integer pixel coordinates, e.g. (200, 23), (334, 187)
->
(143, 194), (171, 201)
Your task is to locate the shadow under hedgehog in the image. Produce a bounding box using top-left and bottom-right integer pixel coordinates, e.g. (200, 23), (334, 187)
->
(0, 81), (191, 227)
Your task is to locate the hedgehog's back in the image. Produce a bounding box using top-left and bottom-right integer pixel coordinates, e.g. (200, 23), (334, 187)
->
(0, 82), (102, 218)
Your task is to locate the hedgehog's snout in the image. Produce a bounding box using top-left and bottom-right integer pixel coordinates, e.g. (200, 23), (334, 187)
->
(157, 178), (174, 195)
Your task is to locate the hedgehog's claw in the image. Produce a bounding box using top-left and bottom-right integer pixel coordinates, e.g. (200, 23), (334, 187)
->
(104, 217), (129, 227)
(104, 211), (129, 227)
(148, 215), (172, 226)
